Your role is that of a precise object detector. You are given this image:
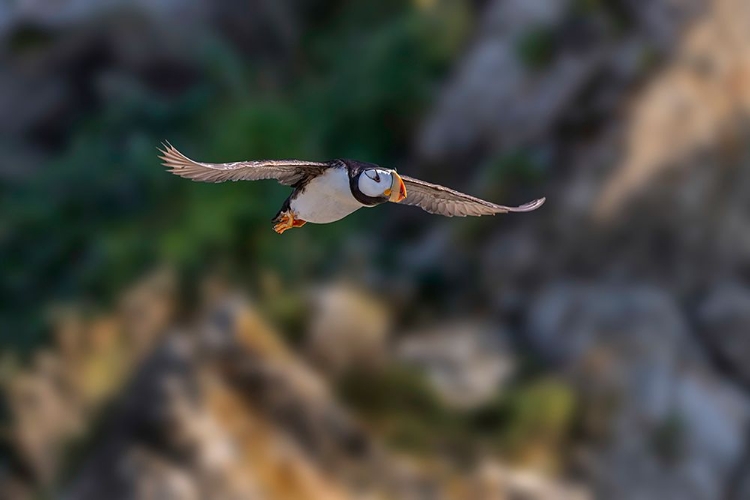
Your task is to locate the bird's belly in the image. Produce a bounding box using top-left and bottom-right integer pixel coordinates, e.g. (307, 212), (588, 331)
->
(291, 169), (363, 224)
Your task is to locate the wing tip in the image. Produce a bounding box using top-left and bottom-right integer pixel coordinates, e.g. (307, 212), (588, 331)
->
(156, 140), (173, 156)
(157, 140), (193, 175)
(509, 196), (546, 212)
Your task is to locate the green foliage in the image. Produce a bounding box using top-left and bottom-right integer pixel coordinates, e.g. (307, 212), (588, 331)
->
(337, 366), (577, 462)
(7, 24), (57, 54)
(516, 26), (557, 70)
(651, 413), (686, 464)
(303, 0), (471, 163)
(262, 291), (310, 347)
(337, 365), (447, 419)
(0, 0), (473, 353)
(466, 378), (576, 467)
(336, 364), (471, 454)
(570, 0), (633, 32)
(498, 379), (576, 453)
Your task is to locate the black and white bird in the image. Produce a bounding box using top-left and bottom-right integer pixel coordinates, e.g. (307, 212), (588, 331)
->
(158, 143), (545, 234)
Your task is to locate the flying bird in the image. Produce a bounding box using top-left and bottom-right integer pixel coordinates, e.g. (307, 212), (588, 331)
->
(158, 143), (545, 234)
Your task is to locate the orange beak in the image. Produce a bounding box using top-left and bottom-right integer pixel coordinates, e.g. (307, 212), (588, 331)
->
(388, 172), (407, 203)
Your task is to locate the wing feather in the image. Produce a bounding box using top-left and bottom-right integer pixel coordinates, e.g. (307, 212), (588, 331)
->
(398, 175), (545, 217)
(158, 142), (330, 186)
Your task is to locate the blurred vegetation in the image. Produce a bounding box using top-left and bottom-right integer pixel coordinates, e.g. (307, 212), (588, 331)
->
(338, 366), (577, 469)
(651, 413), (686, 464)
(516, 26), (557, 70)
(0, 0), (472, 354)
(571, 0), (632, 31)
(483, 379), (576, 468)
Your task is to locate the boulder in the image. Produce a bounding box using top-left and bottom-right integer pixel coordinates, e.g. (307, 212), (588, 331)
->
(397, 321), (516, 409)
(698, 282), (750, 385)
(306, 284), (392, 376)
(528, 284), (750, 500)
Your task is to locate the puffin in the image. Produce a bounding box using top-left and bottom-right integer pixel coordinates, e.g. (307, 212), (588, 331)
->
(158, 143), (545, 234)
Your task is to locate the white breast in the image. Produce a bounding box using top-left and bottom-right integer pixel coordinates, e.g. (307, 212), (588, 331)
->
(290, 168), (364, 224)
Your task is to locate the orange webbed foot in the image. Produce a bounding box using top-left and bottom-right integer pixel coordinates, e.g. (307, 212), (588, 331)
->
(273, 210), (306, 234)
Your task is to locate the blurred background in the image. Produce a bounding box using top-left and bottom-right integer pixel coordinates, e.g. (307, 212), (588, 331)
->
(1, 0), (750, 498)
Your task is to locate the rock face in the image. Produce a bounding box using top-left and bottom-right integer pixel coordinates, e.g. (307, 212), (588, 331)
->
(0, 286), (585, 500)
(0, 271), (176, 490)
(418, 0), (595, 162)
(62, 330), (355, 500)
(410, 3), (750, 497)
(306, 284), (392, 376)
(44, 287), (374, 500)
(397, 321), (516, 408)
(469, 461), (590, 500)
(0, 274), (594, 500)
(698, 283), (750, 386)
(594, 0), (750, 220)
(528, 285), (750, 500)
(417, 0), (705, 165)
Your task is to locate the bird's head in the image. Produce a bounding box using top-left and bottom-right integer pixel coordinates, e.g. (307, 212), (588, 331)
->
(358, 168), (407, 203)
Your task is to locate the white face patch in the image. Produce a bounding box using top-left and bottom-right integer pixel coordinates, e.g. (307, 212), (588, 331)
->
(358, 169), (393, 198)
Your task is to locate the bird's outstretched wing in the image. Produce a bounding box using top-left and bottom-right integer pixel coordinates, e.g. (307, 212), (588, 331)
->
(397, 175), (545, 217)
(158, 143), (330, 186)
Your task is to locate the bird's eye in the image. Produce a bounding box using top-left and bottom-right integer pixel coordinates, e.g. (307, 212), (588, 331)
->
(365, 170), (381, 183)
